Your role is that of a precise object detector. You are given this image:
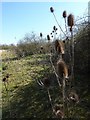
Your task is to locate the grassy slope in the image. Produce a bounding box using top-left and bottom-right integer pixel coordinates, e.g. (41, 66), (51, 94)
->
(2, 51), (61, 118)
(1, 50), (89, 119)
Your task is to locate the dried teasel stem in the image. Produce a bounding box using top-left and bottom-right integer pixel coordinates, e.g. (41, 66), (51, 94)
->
(67, 14), (75, 87)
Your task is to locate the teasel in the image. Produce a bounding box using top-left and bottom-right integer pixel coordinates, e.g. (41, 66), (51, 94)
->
(67, 14), (74, 28)
(50, 33), (52, 35)
(63, 10), (67, 33)
(63, 11), (67, 18)
(53, 26), (58, 32)
(47, 35), (50, 41)
(67, 14), (74, 82)
(50, 7), (54, 13)
(56, 28), (58, 31)
(40, 32), (42, 37)
(53, 26), (56, 30)
(50, 7), (67, 37)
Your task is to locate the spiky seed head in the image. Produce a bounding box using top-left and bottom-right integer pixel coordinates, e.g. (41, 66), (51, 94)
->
(40, 33), (42, 37)
(67, 14), (74, 27)
(50, 7), (54, 13)
(63, 11), (67, 18)
(56, 28), (58, 31)
(47, 35), (50, 41)
(53, 26), (56, 30)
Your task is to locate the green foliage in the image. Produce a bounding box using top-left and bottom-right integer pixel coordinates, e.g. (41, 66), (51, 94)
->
(74, 24), (89, 75)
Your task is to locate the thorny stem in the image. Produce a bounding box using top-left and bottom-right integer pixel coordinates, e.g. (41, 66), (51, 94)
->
(62, 77), (65, 118)
(64, 18), (68, 34)
(47, 88), (54, 112)
(52, 12), (67, 38)
(49, 54), (62, 87)
(71, 30), (74, 83)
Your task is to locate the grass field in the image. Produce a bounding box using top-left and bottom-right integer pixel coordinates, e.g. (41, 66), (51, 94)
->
(1, 51), (61, 118)
(1, 50), (90, 119)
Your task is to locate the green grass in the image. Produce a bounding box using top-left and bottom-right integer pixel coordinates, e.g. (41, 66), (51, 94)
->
(2, 52), (55, 118)
(1, 51), (90, 119)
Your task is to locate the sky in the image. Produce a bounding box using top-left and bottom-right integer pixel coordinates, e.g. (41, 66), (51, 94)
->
(1, 1), (89, 45)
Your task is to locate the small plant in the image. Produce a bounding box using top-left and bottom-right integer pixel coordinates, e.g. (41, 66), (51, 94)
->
(47, 35), (50, 42)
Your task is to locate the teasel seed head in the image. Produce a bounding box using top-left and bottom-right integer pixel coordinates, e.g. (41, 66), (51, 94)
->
(53, 26), (56, 30)
(47, 35), (50, 41)
(56, 28), (58, 31)
(67, 14), (74, 27)
(50, 7), (54, 13)
(63, 10), (67, 18)
(40, 33), (42, 37)
(50, 33), (52, 35)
